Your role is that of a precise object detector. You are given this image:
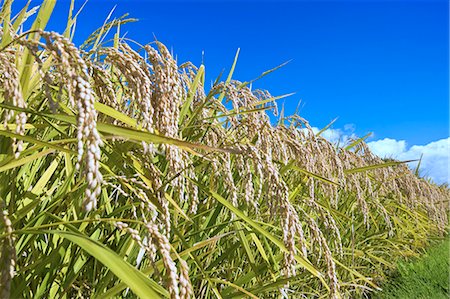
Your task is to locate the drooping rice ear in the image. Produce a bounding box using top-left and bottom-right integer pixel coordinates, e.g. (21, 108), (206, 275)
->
(102, 45), (155, 137)
(0, 210), (15, 299)
(24, 30), (104, 212)
(178, 258), (192, 299)
(144, 222), (182, 299)
(0, 51), (27, 158)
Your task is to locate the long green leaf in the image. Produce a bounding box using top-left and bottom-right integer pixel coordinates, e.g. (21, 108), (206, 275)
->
(217, 48), (240, 103)
(290, 165), (341, 187)
(209, 190), (326, 283)
(238, 60), (292, 89)
(180, 64), (204, 124)
(98, 233), (234, 298)
(0, 130), (75, 154)
(344, 133), (372, 151)
(0, 148), (54, 173)
(23, 230), (167, 298)
(20, 0), (56, 96)
(0, 0), (12, 47)
(210, 278), (259, 299)
(0, 103), (241, 154)
(344, 160), (417, 174)
(94, 101), (138, 127)
(316, 117), (338, 137)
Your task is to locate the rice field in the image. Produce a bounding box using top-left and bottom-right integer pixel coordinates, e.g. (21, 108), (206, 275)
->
(0, 1), (448, 298)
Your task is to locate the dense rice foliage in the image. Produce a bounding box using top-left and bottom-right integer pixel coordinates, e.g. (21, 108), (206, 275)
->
(0, 1), (448, 298)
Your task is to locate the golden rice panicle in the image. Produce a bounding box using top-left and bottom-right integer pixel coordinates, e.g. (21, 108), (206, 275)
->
(281, 202), (302, 277)
(248, 146), (265, 204)
(140, 164), (171, 234)
(115, 170), (171, 235)
(304, 214), (340, 299)
(178, 258), (193, 299)
(0, 51), (27, 158)
(146, 43), (190, 207)
(223, 152), (238, 207)
(185, 157), (200, 214)
(15, 30), (104, 211)
(146, 42), (183, 138)
(73, 75), (103, 211)
(102, 45), (155, 135)
(88, 61), (118, 110)
(259, 137), (305, 276)
(57, 32), (102, 211)
(116, 219), (194, 299)
(305, 200), (343, 255)
(179, 62), (207, 114)
(0, 210), (16, 299)
(211, 83), (313, 275)
(235, 147), (257, 210)
(145, 222), (182, 299)
(372, 197), (394, 236)
(116, 176), (159, 222)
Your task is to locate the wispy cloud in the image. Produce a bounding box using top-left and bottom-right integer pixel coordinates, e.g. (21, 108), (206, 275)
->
(306, 123), (357, 144)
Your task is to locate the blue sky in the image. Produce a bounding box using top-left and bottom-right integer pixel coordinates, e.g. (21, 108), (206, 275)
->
(11, 0), (450, 183)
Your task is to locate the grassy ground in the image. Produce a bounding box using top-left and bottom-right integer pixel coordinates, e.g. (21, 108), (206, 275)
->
(373, 237), (450, 299)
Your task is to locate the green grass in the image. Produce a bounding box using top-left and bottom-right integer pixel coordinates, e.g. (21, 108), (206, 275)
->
(373, 237), (450, 299)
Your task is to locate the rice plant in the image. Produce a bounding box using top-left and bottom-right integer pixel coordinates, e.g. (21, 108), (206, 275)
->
(0, 1), (448, 298)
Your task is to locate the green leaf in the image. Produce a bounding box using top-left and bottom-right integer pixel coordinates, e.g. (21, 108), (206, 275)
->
(316, 117), (338, 137)
(202, 106), (275, 121)
(344, 160), (417, 175)
(11, 0), (31, 33)
(209, 278), (259, 299)
(20, 0), (56, 96)
(0, 148), (54, 173)
(217, 48), (240, 102)
(0, 129), (75, 154)
(98, 233), (233, 298)
(238, 60), (291, 89)
(0, 0), (13, 47)
(94, 101), (138, 127)
(414, 154), (423, 177)
(281, 162), (341, 187)
(23, 230), (167, 298)
(209, 190), (326, 282)
(30, 153), (61, 195)
(0, 103), (242, 154)
(234, 222), (257, 273)
(249, 231), (270, 265)
(334, 258), (380, 290)
(92, 6), (117, 51)
(344, 133), (372, 151)
(180, 64), (204, 125)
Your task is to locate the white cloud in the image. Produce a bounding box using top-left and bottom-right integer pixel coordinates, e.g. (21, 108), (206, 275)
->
(343, 123), (356, 132)
(320, 128), (346, 144)
(367, 138), (407, 158)
(367, 138), (450, 185)
(304, 123), (357, 144)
